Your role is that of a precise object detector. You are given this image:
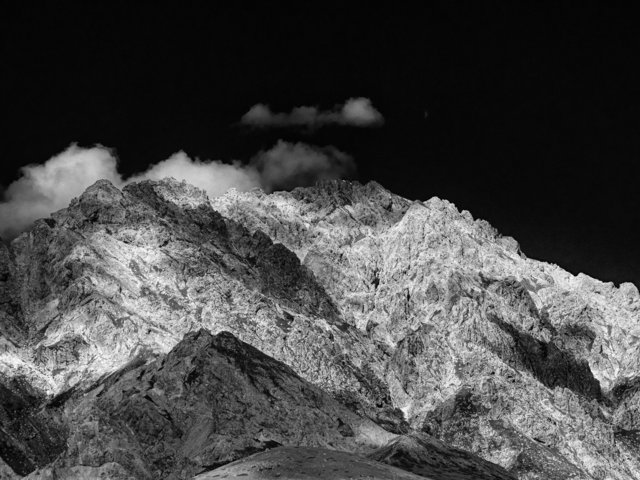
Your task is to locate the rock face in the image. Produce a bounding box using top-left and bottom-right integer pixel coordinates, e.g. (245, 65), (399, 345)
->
(0, 178), (639, 479)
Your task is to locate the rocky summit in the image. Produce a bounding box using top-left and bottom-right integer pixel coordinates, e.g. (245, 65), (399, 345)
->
(0, 178), (638, 479)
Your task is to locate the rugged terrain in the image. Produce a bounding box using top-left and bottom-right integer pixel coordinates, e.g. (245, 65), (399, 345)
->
(0, 178), (638, 479)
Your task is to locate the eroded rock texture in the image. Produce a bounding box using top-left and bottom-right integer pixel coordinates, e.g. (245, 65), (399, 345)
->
(0, 178), (638, 479)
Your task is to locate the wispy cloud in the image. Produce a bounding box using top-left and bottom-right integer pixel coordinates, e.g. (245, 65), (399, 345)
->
(240, 97), (384, 129)
(0, 142), (356, 238)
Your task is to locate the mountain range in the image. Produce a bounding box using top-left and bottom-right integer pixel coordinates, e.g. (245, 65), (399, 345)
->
(0, 178), (638, 479)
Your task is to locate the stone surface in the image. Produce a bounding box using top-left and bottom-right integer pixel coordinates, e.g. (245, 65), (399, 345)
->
(0, 178), (638, 479)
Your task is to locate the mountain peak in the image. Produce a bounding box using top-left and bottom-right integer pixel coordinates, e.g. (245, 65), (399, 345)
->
(73, 178), (124, 207)
(82, 178), (122, 195)
(124, 177), (211, 209)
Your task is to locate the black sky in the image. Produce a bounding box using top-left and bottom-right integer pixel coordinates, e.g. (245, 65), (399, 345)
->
(1, 3), (639, 286)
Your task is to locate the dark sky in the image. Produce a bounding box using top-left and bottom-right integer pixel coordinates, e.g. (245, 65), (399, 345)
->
(1, 3), (639, 286)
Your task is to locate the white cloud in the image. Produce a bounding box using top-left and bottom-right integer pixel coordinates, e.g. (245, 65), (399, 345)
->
(240, 97), (384, 129)
(0, 145), (124, 238)
(251, 140), (356, 191)
(340, 98), (384, 126)
(127, 152), (261, 199)
(0, 141), (356, 238)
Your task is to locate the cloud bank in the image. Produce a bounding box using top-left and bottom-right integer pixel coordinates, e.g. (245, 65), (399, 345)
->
(240, 97), (384, 129)
(0, 142), (355, 238)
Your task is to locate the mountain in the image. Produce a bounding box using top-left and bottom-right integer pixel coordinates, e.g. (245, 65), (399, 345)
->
(213, 181), (640, 479)
(0, 178), (638, 479)
(20, 329), (393, 479)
